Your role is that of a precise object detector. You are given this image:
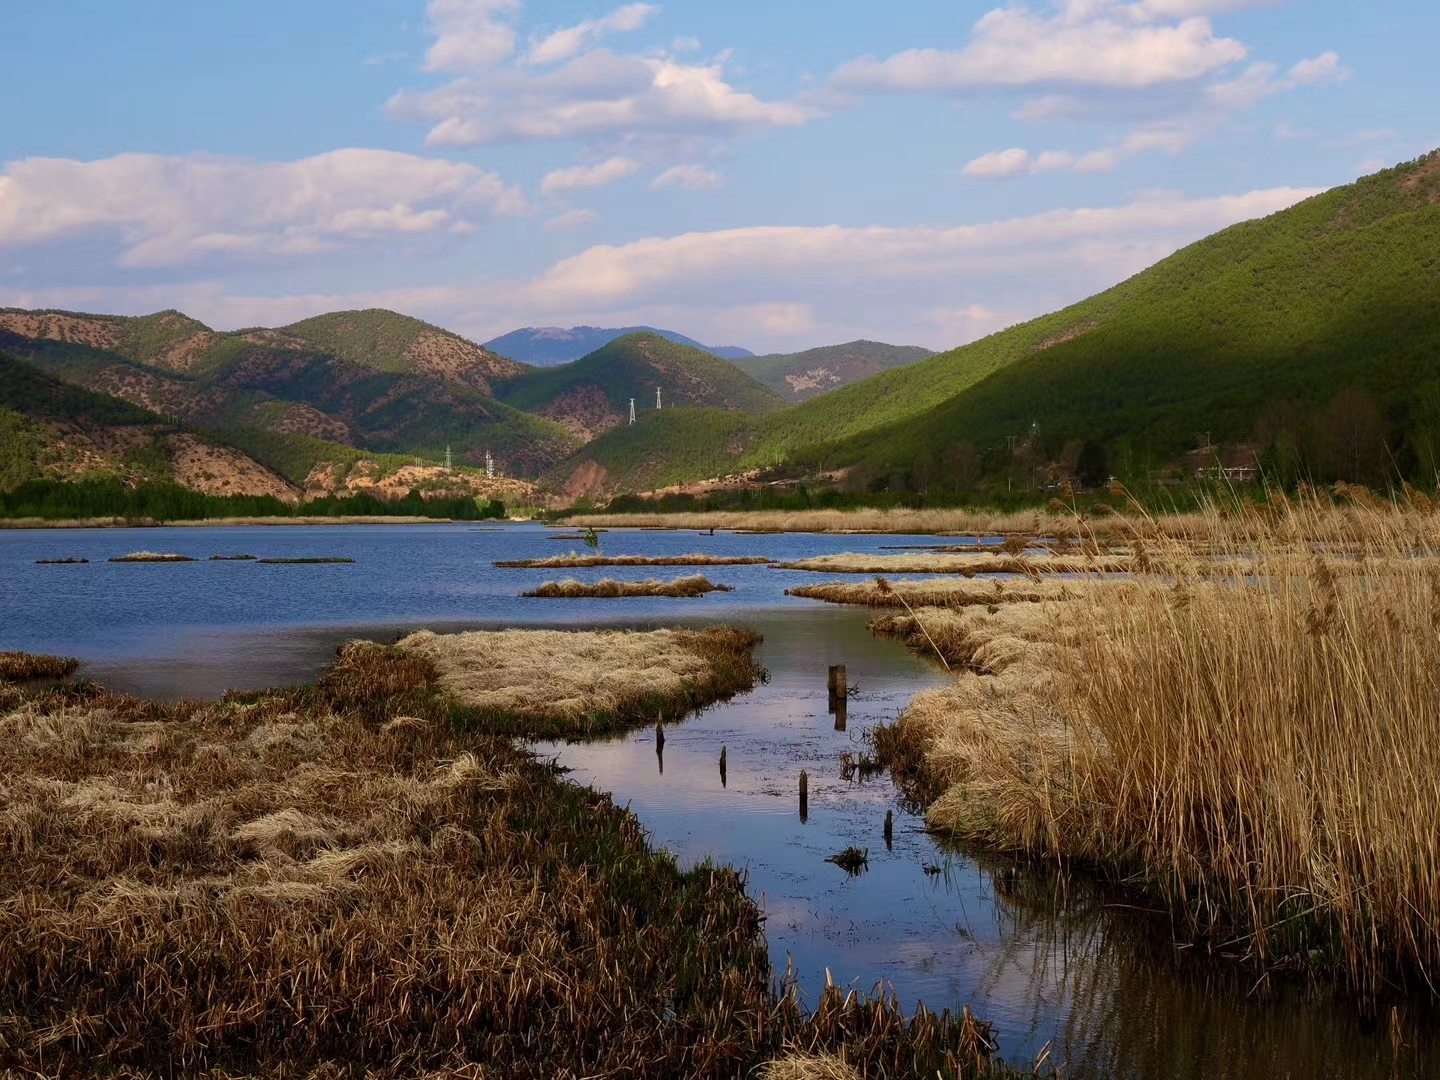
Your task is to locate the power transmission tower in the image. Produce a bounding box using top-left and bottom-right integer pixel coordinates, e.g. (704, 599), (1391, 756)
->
(444, 445), (452, 471)
(656, 387), (662, 410)
(485, 450), (495, 478)
(629, 398), (636, 424)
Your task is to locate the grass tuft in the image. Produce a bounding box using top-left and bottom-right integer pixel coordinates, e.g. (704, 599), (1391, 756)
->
(524, 575), (735, 599)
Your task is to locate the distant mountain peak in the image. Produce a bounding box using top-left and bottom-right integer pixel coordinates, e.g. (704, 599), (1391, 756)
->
(484, 325), (754, 366)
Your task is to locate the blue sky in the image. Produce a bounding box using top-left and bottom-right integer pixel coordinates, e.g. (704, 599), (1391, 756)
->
(0, 1), (1433, 352)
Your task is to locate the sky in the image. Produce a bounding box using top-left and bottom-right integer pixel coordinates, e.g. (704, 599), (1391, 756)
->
(0, 1), (1434, 353)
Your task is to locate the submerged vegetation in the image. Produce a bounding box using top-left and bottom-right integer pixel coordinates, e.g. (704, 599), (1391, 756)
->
(855, 494), (1440, 998)
(0, 642), (1015, 1078)
(523, 575), (735, 598)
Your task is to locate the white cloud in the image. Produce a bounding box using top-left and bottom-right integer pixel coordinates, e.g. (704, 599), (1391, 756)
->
(0, 149), (526, 268)
(832, 4), (1247, 93)
(544, 208), (601, 230)
(4, 185), (1325, 353)
(1208, 50), (1346, 108)
(424, 0), (521, 72)
(650, 163), (723, 189)
(963, 149), (1035, 178)
(527, 3), (659, 65)
(392, 49), (817, 146)
(540, 155), (640, 193)
(524, 186), (1318, 310)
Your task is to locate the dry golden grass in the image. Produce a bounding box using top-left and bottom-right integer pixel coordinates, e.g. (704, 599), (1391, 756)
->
(496, 552), (772, 568)
(0, 646), (1007, 1078)
(0, 651), (80, 682)
(400, 625), (764, 737)
(523, 574), (734, 598)
(774, 551), (1130, 576)
(787, 576), (1075, 610)
(107, 551), (196, 563)
(762, 1053), (865, 1080)
(567, 508), (1057, 535)
(876, 493), (1440, 996)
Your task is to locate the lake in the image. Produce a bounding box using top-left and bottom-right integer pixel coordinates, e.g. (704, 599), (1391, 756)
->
(2, 521), (1432, 1077)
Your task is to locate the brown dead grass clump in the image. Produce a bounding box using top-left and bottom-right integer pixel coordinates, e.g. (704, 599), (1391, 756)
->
(787, 576), (1074, 610)
(400, 625), (766, 738)
(773, 552), (1130, 577)
(496, 552), (772, 568)
(107, 551), (196, 563)
(876, 493), (1440, 997)
(524, 574), (735, 598)
(0, 644), (1007, 1078)
(0, 651), (80, 683)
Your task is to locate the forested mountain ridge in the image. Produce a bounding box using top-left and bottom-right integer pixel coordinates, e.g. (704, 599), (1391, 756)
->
(493, 332), (785, 442)
(556, 151), (1440, 496)
(0, 310), (579, 477)
(734, 341), (935, 403)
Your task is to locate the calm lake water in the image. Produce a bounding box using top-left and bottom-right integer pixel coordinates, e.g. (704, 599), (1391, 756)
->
(2, 522), (1433, 1077)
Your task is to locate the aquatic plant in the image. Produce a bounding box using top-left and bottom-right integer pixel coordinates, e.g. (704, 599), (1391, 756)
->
(107, 551), (196, 563)
(826, 847), (870, 875)
(0, 651), (79, 682)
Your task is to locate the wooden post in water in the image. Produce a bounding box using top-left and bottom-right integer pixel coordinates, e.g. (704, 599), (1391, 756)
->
(833, 695), (847, 732)
(719, 745), (728, 788)
(827, 665), (847, 703)
(656, 720), (665, 749)
(884, 809), (893, 849)
(799, 769), (809, 823)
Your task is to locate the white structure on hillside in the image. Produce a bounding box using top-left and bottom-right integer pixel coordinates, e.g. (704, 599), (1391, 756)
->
(444, 445), (452, 471)
(485, 449), (495, 478)
(656, 386), (662, 410)
(629, 398), (637, 424)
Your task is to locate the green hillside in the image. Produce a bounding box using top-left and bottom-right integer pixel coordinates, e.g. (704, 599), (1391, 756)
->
(495, 332), (784, 442)
(566, 151), (1440, 495)
(735, 341), (934, 403)
(280, 309), (525, 391)
(0, 316), (579, 477)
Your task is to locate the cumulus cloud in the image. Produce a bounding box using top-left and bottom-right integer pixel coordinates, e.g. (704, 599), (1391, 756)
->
(962, 149), (1035, 179)
(527, 3), (659, 65)
(1209, 50), (1346, 109)
(524, 186), (1317, 309)
(650, 163), (723, 189)
(392, 49), (816, 146)
(540, 155), (640, 193)
(424, 0), (521, 72)
(833, 4), (1247, 93)
(4, 184), (1324, 352)
(0, 149), (526, 268)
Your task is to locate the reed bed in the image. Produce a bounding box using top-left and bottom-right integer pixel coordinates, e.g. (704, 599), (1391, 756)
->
(35, 556), (89, 564)
(107, 551), (196, 563)
(875, 494), (1440, 997)
(496, 552), (773, 569)
(773, 552), (1131, 576)
(399, 625), (766, 738)
(567, 508), (1057, 535)
(787, 577), (1075, 610)
(0, 650), (79, 682)
(524, 575), (734, 599)
(0, 647), (1014, 1078)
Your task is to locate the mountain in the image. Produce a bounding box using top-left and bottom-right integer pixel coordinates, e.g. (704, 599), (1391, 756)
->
(484, 325), (754, 365)
(280, 309), (525, 394)
(734, 341), (934, 403)
(0, 350), (297, 500)
(493, 332), (784, 443)
(0, 309), (580, 477)
(556, 151), (1440, 497)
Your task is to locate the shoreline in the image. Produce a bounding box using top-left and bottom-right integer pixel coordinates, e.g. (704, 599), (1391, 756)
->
(0, 515), (532, 529)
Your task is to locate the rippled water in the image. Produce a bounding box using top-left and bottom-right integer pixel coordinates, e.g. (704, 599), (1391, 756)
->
(2, 522), (1434, 1076)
